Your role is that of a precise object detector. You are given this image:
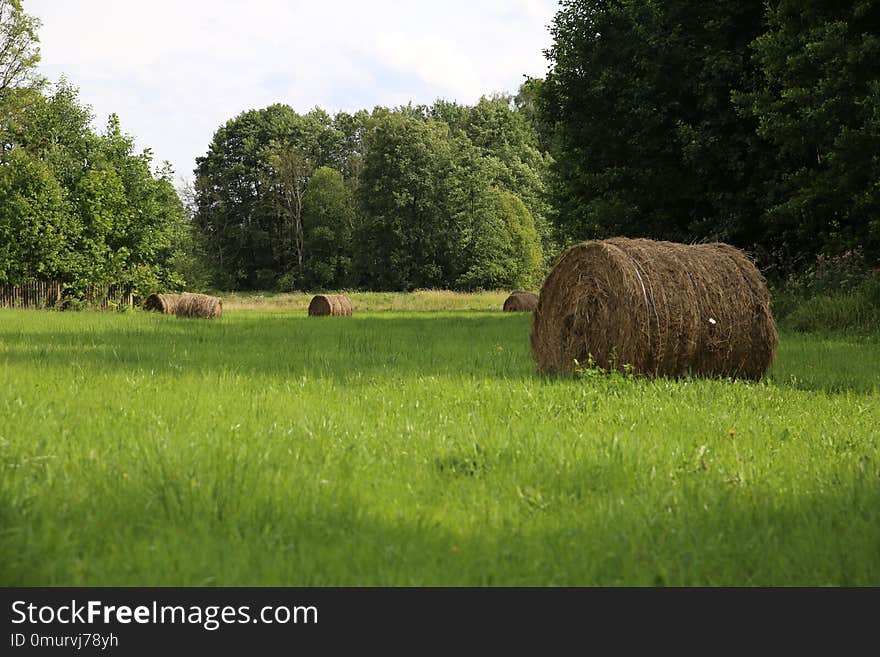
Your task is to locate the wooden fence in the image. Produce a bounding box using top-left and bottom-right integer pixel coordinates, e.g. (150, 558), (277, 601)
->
(0, 281), (133, 310)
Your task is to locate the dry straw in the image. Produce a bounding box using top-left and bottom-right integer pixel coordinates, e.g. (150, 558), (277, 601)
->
(308, 294), (353, 316)
(503, 291), (539, 312)
(143, 293), (180, 314)
(175, 292), (223, 319)
(530, 237), (778, 380)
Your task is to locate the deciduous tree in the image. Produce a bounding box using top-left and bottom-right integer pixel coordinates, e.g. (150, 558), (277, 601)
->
(0, 0), (41, 95)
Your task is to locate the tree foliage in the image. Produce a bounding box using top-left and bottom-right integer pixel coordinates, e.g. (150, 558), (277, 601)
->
(542, 0), (768, 245)
(354, 111), (460, 289)
(735, 0), (880, 270)
(0, 75), (189, 296)
(456, 189), (543, 290)
(0, 0), (42, 95)
(194, 96), (547, 291)
(542, 0), (880, 272)
(6, 0), (876, 297)
(193, 105), (355, 289)
(0, 147), (68, 282)
(302, 166), (354, 289)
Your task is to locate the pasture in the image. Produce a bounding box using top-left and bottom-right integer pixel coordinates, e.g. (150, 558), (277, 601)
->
(0, 301), (878, 585)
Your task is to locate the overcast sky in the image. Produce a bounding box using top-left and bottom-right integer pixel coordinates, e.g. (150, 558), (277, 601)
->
(26, 0), (559, 185)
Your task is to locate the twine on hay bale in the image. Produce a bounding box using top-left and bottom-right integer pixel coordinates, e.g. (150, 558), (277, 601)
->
(174, 292), (223, 319)
(308, 294), (353, 316)
(143, 293), (180, 314)
(503, 290), (539, 312)
(530, 237), (778, 380)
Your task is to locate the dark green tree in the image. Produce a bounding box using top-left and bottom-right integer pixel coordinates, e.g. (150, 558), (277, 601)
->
(264, 140), (313, 284)
(194, 104), (299, 288)
(515, 77), (554, 154)
(542, 0), (768, 249)
(735, 0), (880, 269)
(354, 110), (458, 289)
(194, 105), (355, 288)
(0, 0), (43, 160)
(301, 166), (355, 289)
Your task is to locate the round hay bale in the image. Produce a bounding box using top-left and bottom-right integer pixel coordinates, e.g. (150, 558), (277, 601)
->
(308, 294), (353, 316)
(143, 293), (180, 314)
(503, 291), (539, 312)
(531, 237), (778, 380)
(175, 292), (223, 319)
(336, 294), (353, 316)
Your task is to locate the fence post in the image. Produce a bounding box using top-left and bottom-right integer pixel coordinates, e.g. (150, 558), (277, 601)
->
(0, 280), (133, 310)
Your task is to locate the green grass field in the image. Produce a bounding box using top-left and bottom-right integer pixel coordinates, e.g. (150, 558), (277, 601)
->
(1, 303), (878, 586)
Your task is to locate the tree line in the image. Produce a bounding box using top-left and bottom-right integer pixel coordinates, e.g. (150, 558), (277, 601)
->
(2, 0), (877, 297)
(191, 0), (880, 290)
(191, 96), (551, 291)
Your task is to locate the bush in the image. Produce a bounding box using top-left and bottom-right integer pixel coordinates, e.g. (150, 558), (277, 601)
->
(782, 294), (879, 333)
(59, 297), (86, 312)
(781, 249), (873, 299)
(775, 272), (880, 334)
(275, 272), (297, 292)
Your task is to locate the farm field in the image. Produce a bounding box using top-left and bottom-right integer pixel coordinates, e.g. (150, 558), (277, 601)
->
(0, 304), (878, 586)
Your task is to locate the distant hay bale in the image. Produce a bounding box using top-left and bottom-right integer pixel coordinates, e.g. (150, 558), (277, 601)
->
(503, 291), (539, 312)
(308, 294), (353, 316)
(143, 293), (180, 314)
(337, 295), (353, 315)
(175, 292), (223, 319)
(530, 237), (778, 380)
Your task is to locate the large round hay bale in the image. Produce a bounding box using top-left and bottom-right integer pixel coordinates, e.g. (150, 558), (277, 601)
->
(143, 293), (180, 314)
(175, 292), (223, 319)
(308, 294), (353, 316)
(503, 291), (539, 312)
(531, 237), (777, 380)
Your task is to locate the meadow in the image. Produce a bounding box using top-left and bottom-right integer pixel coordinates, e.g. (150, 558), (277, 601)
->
(0, 298), (878, 586)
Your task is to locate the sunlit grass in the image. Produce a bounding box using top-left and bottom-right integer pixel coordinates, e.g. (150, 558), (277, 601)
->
(0, 307), (877, 585)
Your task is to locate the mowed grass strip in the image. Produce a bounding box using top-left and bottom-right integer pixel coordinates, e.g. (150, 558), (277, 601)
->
(0, 308), (877, 585)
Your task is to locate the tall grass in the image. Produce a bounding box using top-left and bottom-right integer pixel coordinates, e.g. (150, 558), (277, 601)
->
(773, 282), (880, 333)
(771, 268), (880, 334)
(0, 308), (877, 585)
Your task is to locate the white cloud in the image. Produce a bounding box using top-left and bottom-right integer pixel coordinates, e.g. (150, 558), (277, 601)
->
(26, 0), (558, 182)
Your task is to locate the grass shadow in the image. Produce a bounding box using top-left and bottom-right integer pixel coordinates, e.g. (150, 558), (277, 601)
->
(3, 463), (877, 586)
